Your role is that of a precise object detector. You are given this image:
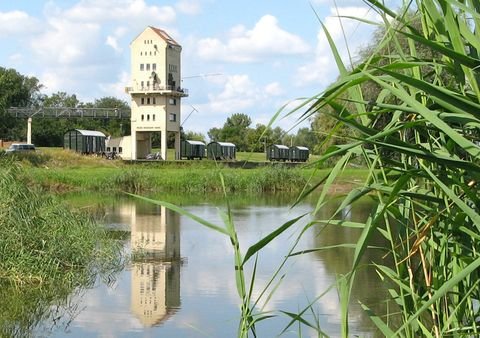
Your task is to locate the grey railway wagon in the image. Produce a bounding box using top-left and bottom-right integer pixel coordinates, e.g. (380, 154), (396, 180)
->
(64, 129), (106, 154)
(289, 146), (309, 162)
(181, 140), (206, 160)
(207, 141), (236, 160)
(267, 144), (289, 161)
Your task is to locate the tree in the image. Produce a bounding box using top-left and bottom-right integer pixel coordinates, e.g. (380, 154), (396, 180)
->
(0, 67), (42, 141)
(292, 127), (318, 152)
(184, 131), (206, 143)
(207, 113), (252, 151)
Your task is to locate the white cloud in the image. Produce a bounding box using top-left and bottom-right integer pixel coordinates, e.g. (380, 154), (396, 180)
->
(31, 18), (101, 66)
(63, 0), (176, 25)
(264, 82), (283, 96)
(207, 74), (259, 113)
(197, 15), (310, 63)
(8, 53), (23, 63)
(175, 0), (202, 15)
(99, 70), (131, 100)
(296, 6), (380, 87)
(0, 10), (41, 37)
(106, 35), (121, 52)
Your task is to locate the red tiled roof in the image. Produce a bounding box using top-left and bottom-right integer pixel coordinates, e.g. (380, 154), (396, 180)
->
(149, 26), (180, 46)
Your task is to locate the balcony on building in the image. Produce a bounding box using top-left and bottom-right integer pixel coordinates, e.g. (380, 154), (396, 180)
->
(125, 84), (189, 97)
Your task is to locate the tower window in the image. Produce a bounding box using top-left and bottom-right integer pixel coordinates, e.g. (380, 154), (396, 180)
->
(169, 113), (176, 122)
(153, 114), (155, 121)
(140, 64), (144, 71)
(147, 97), (150, 104)
(141, 98), (145, 105)
(169, 98), (176, 105)
(141, 114), (144, 121)
(147, 114), (150, 121)
(146, 64), (150, 71)
(152, 97), (156, 104)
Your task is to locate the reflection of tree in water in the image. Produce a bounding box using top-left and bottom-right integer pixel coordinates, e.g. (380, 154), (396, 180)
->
(0, 272), (117, 338)
(311, 197), (396, 336)
(129, 204), (182, 327)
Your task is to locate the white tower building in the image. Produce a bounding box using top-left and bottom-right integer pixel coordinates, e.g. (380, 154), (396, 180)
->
(109, 27), (188, 160)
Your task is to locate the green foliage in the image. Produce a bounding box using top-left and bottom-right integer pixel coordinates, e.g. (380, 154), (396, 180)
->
(111, 168), (149, 193)
(5, 151), (51, 167)
(297, 0), (480, 336)
(184, 130), (206, 143)
(0, 67), (42, 141)
(0, 158), (122, 286)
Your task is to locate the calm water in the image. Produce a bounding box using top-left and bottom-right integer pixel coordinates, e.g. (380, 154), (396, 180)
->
(23, 193), (389, 338)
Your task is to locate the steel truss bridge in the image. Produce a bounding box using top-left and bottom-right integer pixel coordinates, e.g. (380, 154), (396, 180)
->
(7, 107), (131, 119)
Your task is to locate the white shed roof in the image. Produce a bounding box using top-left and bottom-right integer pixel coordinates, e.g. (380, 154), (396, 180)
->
(273, 144), (289, 149)
(216, 142), (235, 147)
(185, 140), (205, 145)
(294, 146), (309, 150)
(76, 129), (106, 137)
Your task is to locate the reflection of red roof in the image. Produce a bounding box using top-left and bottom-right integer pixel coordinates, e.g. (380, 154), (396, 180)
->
(149, 26), (180, 46)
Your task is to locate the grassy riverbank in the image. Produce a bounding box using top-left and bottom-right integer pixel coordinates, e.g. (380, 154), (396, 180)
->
(7, 148), (367, 194)
(0, 157), (122, 286)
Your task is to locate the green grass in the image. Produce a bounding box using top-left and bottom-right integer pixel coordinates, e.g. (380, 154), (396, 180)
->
(27, 165), (314, 193)
(4, 147), (365, 194)
(0, 157), (122, 285)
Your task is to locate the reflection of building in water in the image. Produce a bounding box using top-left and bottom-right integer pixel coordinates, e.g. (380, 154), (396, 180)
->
(114, 202), (181, 327)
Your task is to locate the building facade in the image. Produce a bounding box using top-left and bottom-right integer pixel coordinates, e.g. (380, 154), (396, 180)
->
(109, 26), (188, 160)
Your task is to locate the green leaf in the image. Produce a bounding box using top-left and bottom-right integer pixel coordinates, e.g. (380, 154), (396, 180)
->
(242, 213), (306, 265)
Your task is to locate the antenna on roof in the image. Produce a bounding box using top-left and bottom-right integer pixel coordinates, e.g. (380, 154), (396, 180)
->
(181, 105), (198, 127)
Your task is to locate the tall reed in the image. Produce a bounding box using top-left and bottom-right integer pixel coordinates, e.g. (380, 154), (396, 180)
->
(292, 0), (480, 336)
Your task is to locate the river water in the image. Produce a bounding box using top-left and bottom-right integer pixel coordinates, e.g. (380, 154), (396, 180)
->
(25, 193), (389, 338)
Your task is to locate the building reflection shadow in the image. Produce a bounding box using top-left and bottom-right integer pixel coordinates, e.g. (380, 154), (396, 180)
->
(112, 201), (181, 327)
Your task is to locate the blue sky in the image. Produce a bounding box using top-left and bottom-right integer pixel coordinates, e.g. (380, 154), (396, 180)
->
(0, 0), (388, 136)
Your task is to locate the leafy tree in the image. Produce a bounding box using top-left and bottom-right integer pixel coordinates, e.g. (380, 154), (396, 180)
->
(184, 131), (206, 143)
(207, 113), (252, 151)
(0, 67), (42, 141)
(291, 127), (318, 151)
(207, 127), (222, 142)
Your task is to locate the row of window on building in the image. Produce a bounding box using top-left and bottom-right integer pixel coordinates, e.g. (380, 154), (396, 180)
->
(106, 146), (123, 154)
(139, 63), (178, 73)
(140, 51), (157, 56)
(139, 113), (176, 122)
(139, 97), (177, 105)
(140, 63), (157, 71)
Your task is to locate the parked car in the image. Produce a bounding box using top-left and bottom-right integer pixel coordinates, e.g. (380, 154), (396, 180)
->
(5, 143), (36, 153)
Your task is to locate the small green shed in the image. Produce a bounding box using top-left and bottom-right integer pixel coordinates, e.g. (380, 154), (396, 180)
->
(267, 144), (289, 161)
(181, 140), (206, 160)
(207, 141), (236, 160)
(64, 129), (106, 154)
(289, 146), (309, 162)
